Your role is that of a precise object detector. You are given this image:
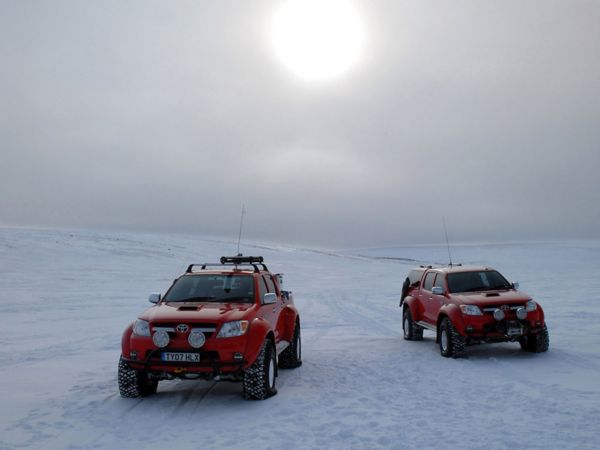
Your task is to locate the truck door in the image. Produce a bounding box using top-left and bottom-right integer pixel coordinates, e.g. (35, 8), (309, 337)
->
(259, 274), (283, 342)
(429, 273), (447, 320)
(420, 271), (439, 323)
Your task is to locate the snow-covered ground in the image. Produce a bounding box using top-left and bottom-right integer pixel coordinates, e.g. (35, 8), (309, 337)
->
(1, 228), (599, 449)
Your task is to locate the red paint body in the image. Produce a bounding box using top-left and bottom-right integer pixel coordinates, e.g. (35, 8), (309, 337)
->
(121, 268), (299, 379)
(403, 266), (546, 347)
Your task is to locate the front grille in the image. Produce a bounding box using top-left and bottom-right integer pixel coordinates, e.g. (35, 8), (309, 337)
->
(481, 304), (525, 320)
(151, 322), (217, 338)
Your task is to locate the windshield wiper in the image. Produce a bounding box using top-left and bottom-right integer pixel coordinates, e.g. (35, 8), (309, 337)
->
(462, 286), (486, 292)
(167, 296), (216, 302)
(221, 296), (253, 302)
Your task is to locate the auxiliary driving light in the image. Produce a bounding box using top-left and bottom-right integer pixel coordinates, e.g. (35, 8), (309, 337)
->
(188, 331), (206, 349)
(152, 330), (170, 348)
(516, 307), (528, 320)
(493, 309), (505, 321)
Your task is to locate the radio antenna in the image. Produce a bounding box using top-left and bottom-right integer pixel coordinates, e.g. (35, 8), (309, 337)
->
(442, 216), (453, 267)
(236, 204), (246, 256)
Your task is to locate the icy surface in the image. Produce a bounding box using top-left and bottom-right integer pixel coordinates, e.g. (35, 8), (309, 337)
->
(1, 228), (599, 449)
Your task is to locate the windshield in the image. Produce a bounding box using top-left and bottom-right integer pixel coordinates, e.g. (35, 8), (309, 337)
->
(447, 270), (512, 293)
(164, 274), (255, 303)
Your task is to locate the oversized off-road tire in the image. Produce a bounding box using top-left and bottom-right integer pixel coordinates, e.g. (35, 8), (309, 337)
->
(403, 308), (423, 341)
(279, 321), (302, 369)
(439, 317), (466, 358)
(118, 356), (158, 398)
(243, 340), (277, 400)
(520, 324), (549, 353)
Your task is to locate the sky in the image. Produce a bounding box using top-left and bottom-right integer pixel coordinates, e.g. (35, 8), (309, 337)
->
(1, 0), (599, 248)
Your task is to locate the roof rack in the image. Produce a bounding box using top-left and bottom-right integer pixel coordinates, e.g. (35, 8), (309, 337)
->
(186, 255), (269, 274)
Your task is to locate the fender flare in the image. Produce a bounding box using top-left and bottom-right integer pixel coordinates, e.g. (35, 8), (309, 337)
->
(403, 296), (421, 321)
(244, 317), (274, 367)
(437, 304), (466, 340)
(281, 304), (300, 342)
(535, 304), (546, 324)
(121, 323), (134, 358)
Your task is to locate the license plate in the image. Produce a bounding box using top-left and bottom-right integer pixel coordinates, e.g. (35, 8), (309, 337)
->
(507, 327), (523, 336)
(161, 352), (200, 362)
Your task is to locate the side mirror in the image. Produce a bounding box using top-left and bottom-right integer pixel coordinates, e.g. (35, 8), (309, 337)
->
(148, 292), (161, 304)
(512, 282), (520, 290)
(431, 286), (445, 295)
(263, 293), (277, 305)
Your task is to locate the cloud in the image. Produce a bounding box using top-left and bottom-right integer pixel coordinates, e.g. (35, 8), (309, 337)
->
(1, 0), (599, 246)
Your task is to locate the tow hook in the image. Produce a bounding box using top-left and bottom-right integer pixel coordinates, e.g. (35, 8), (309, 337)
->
(174, 367), (186, 374)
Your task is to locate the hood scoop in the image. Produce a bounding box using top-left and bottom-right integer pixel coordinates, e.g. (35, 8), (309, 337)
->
(485, 293), (500, 297)
(177, 306), (199, 311)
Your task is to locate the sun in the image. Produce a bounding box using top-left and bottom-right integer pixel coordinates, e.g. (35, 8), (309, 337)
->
(270, 0), (365, 81)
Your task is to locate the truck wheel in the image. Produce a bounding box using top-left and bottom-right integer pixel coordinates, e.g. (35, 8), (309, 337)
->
(520, 324), (549, 353)
(439, 317), (466, 358)
(243, 340), (277, 400)
(118, 356), (158, 398)
(403, 308), (423, 341)
(279, 321), (302, 369)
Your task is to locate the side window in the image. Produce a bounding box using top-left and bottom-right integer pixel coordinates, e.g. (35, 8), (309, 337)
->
(434, 273), (446, 290)
(263, 275), (277, 294)
(257, 275), (267, 301)
(423, 272), (436, 291)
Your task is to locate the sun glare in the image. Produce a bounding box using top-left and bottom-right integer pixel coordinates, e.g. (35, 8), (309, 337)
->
(271, 0), (365, 81)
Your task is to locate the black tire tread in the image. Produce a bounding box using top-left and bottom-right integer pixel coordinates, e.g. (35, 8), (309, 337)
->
(440, 318), (466, 358)
(279, 321), (302, 369)
(118, 356), (158, 398)
(403, 308), (423, 341)
(243, 341), (277, 400)
(521, 324), (549, 353)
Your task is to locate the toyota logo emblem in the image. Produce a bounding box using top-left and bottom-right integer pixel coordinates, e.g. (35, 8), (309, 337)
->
(176, 324), (189, 333)
(500, 305), (510, 311)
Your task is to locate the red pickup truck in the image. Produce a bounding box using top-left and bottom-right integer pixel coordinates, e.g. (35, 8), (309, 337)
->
(401, 265), (549, 357)
(118, 256), (301, 400)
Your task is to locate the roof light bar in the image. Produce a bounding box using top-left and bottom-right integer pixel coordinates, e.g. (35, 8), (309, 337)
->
(186, 255), (268, 273)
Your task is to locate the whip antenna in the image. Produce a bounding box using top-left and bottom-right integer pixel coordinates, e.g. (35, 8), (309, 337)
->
(443, 216), (453, 267)
(236, 204), (246, 255)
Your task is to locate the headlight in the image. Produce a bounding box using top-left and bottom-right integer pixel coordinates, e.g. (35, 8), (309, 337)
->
(152, 330), (170, 348)
(516, 307), (528, 320)
(217, 321), (249, 338)
(188, 331), (206, 348)
(493, 309), (505, 321)
(133, 319), (150, 336)
(526, 300), (537, 312)
(460, 305), (483, 316)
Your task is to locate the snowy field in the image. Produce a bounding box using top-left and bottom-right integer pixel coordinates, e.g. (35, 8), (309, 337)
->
(1, 227), (599, 450)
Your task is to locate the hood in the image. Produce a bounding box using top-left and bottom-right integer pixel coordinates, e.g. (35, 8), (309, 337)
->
(450, 290), (531, 306)
(139, 302), (257, 324)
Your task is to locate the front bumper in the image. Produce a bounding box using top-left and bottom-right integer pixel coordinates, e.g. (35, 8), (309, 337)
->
(126, 332), (250, 374)
(463, 318), (545, 343)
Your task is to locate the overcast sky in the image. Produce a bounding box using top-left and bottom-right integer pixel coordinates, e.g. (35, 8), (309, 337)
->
(1, 0), (599, 247)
